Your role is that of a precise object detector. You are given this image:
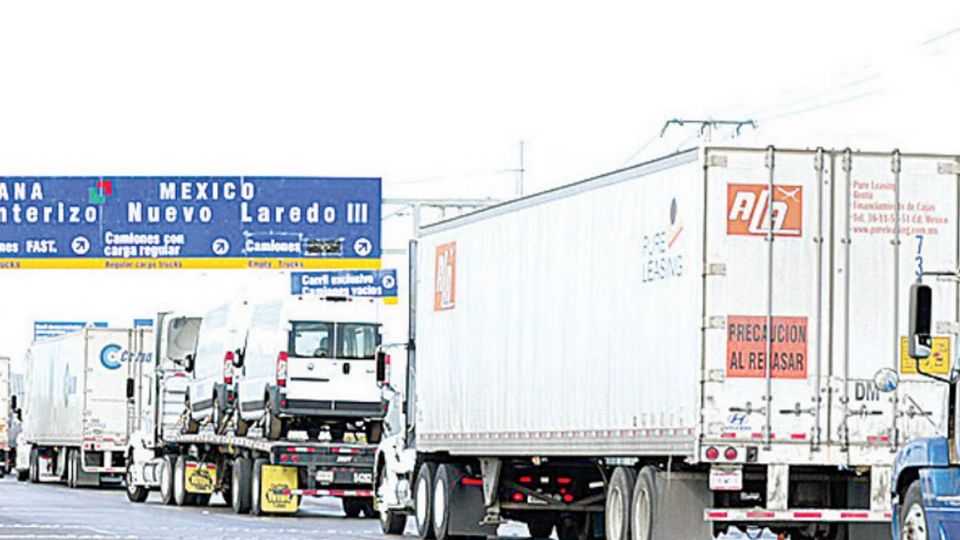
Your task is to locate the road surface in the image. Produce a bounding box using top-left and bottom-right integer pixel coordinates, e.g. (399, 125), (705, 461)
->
(0, 476), (533, 540)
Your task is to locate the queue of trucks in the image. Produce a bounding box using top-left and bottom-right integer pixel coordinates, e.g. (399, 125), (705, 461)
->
(6, 145), (960, 540)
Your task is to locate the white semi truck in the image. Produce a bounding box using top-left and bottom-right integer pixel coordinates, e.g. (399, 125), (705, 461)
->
(0, 356), (11, 477)
(20, 327), (153, 487)
(375, 146), (960, 540)
(125, 310), (385, 517)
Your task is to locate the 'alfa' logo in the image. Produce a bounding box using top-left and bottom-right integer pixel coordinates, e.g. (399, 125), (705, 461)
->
(726, 184), (802, 237)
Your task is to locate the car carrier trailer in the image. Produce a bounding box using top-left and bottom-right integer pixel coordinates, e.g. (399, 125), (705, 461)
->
(125, 312), (379, 517)
(375, 146), (960, 540)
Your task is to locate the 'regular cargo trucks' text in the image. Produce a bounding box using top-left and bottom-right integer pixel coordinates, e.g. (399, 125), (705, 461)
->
(375, 146), (960, 539)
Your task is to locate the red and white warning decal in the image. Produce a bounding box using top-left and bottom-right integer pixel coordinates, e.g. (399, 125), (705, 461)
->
(726, 315), (808, 379)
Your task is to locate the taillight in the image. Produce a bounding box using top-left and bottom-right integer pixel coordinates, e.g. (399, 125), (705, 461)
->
(724, 447), (738, 461)
(705, 446), (720, 460)
(223, 351), (235, 384)
(276, 351), (288, 387)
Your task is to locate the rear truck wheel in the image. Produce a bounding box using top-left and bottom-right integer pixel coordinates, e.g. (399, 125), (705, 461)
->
(16, 467), (28, 482)
(630, 466), (658, 540)
(415, 462), (437, 539)
(181, 398), (199, 435)
(211, 393), (222, 434)
(67, 449), (77, 488)
(250, 457), (268, 516)
(126, 462), (149, 503)
(606, 467), (637, 540)
(220, 475), (232, 507)
(900, 480), (929, 540)
(159, 456), (176, 505)
(343, 496), (365, 518)
(28, 447), (38, 483)
(173, 456), (195, 506)
(231, 456), (252, 514)
(264, 401), (283, 440)
(235, 415), (250, 437)
(361, 497), (376, 518)
(378, 467), (408, 535)
(527, 520), (554, 538)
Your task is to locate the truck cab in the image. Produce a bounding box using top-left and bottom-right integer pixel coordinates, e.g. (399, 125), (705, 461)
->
(890, 281), (960, 539)
(236, 297), (384, 441)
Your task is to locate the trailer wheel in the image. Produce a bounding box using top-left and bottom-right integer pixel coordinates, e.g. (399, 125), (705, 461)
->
(126, 462), (149, 503)
(67, 449), (77, 488)
(231, 456), (252, 514)
(433, 463), (466, 540)
(250, 457), (268, 516)
(343, 496), (365, 518)
(900, 480), (928, 540)
(527, 520), (554, 538)
(159, 456), (176, 505)
(630, 466), (657, 540)
(211, 393), (223, 434)
(173, 456), (195, 506)
(16, 467), (28, 482)
(415, 462), (437, 539)
(28, 447), (38, 483)
(606, 467), (637, 540)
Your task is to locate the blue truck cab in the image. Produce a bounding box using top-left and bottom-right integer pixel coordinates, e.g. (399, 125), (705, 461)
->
(890, 281), (960, 539)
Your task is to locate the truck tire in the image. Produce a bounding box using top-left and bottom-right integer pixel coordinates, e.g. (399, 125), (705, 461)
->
(343, 496), (365, 518)
(415, 462), (437, 539)
(30, 448), (40, 483)
(527, 520), (554, 538)
(250, 457), (268, 516)
(16, 468), (28, 482)
(173, 456), (195, 506)
(377, 466), (408, 534)
(66, 449), (76, 488)
(606, 467), (637, 540)
(433, 463), (472, 540)
(231, 456), (252, 514)
(212, 394), (223, 434)
(181, 398), (199, 435)
(126, 463), (149, 503)
(900, 480), (929, 540)
(159, 456), (176, 505)
(630, 466), (658, 540)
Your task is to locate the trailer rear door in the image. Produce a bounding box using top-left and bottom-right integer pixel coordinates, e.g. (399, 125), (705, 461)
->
(701, 148), (830, 451)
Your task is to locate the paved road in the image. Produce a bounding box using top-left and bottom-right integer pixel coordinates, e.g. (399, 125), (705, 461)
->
(0, 477), (532, 540)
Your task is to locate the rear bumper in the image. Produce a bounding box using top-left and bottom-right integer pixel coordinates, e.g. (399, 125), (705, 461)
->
(705, 508), (891, 523)
(268, 387), (384, 418)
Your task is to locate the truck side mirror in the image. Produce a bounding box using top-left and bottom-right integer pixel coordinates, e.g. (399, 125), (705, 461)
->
(184, 354), (195, 373)
(909, 283), (933, 359)
(376, 350), (389, 385)
(873, 368), (899, 393)
(10, 395), (16, 412)
(233, 348), (244, 369)
(126, 377), (135, 400)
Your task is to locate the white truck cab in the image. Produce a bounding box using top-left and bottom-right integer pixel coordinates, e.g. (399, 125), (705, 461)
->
(186, 302), (249, 433)
(237, 297), (384, 440)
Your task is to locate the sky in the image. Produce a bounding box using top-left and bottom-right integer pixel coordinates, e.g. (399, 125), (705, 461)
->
(0, 1), (959, 369)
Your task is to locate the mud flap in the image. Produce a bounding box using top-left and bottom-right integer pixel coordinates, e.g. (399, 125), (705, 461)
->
(653, 471), (711, 539)
(448, 476), (498, 537)
(260, 465), (299, 513)
(184, 462), (217, 494)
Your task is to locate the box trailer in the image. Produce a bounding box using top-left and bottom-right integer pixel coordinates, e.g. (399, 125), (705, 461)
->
(0, 356), (10, 476)
(374, 146), (960, 540)
(21, 327), (153, 487)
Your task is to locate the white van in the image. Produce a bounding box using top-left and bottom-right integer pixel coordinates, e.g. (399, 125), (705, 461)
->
(185, 302), (249, 433)
(236, 297), (384, 440)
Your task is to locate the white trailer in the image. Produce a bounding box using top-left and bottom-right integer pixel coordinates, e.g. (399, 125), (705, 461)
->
(375, 146), (960, 540)
(22, 327), (153, 487)
(0, 356), (11, 476)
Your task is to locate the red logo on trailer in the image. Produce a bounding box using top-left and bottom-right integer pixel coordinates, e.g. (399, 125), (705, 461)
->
(727, 184), (803, 237)
(434, 242), (456, 311)
(726, 315), (808, 379)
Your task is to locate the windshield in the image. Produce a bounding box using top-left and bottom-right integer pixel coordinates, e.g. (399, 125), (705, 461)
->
(291, 322), (333, 358)
(335, 323), (379, 359)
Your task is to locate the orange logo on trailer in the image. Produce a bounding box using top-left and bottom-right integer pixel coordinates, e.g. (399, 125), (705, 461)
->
(726, 316), (808, 379)
(434, 242), (456, 311)
(727, 184), (803, 237)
